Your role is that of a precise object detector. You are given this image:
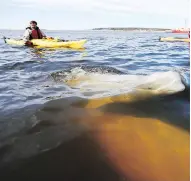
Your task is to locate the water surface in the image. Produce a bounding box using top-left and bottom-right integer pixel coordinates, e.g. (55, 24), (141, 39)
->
(0, 30), (189, 181)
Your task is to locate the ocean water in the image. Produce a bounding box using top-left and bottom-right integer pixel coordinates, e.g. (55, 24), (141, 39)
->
(0, 30), (190, 181)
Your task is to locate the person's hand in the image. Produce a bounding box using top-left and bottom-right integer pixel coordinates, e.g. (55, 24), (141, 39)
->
(47, 37), (54, 40)
(25, 41), (33, 46)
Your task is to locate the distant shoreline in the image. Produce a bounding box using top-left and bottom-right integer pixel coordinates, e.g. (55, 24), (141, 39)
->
(0, 28), (172, 32)
(92, 27), (172, 32)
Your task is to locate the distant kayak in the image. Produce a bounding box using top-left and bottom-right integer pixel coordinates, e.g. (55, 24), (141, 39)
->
(172, 28), (189, 34)
(4, 38), (87, 49)
(159, 37), (190, 43)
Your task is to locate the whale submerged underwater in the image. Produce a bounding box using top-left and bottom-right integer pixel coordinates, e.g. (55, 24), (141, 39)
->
(0, 68), (189, 181)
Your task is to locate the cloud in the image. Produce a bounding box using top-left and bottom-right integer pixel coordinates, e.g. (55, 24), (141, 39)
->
(10, 0), (189, 17)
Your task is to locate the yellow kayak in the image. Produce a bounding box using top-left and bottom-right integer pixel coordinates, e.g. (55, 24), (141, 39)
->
(159, 37), (190, 42)
(5, 38), (87, 49)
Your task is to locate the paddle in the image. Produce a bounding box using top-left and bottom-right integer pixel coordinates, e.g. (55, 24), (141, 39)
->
(1, 34), (68, 43)
(0, 34), (7, 43)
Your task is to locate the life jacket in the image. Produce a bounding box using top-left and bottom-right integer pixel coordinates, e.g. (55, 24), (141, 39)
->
(26, 27), (43, 40)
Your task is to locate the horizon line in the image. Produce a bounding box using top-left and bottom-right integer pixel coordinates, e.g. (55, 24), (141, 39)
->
(0, 27), (176, 31)
(0, 26), (188, 31)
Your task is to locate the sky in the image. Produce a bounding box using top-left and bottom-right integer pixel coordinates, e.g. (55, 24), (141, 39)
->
(0, 0), (190, 30)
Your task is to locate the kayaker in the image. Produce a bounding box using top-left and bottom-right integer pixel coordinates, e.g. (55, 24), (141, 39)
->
(23, 20), (47, 45)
